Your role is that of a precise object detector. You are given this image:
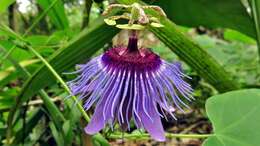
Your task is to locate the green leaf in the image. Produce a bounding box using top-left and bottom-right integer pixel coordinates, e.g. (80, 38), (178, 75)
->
(224, 29), (256, 44)
(203, 89), (260, 146)
(40, 91), (65, 129)
(0, 89), (16, 110)
(62, 120), (73, 146)
(0, 40), (32, 65)
(49, 122), (64, 146)
(151, 0), (256, 38)
(36, 0), (69, 29)
(250, 0), (260, 62)
(0, 24), (24, 41)
(0, 0), (15, 13)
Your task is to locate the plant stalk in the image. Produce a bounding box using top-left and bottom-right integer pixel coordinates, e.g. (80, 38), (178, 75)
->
(107, 133), (213, 139)
(17, 42), (91, 122)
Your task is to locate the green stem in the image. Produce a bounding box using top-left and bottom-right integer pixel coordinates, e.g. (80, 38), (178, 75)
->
(26, 44), (90, 122)
(108, 133), (213, 139)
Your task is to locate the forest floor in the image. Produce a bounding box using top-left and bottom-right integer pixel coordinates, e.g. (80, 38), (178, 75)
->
(109, 109), (212, 146)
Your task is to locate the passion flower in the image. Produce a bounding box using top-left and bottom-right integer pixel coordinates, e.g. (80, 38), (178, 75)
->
(67, 32), (193, 141)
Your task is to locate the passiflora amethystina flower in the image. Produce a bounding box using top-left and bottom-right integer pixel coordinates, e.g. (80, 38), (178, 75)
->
(67, 32), (193, 141)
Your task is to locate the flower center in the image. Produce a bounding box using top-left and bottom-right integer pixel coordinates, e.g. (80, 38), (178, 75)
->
(101, 36), (161, 71)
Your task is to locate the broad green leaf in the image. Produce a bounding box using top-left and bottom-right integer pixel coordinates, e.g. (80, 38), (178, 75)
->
(150, 0), (256, 38)
(203, 89), (260, 146)
(0, 0), (15, 13)
(36, 0), (69, 29)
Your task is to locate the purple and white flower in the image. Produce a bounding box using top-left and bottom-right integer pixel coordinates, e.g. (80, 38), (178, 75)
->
(67, 34), (193, 141)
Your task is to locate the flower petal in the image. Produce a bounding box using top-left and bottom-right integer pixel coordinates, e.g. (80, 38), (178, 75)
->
(84, 99), (106, 134)
(140, 105), (166, 141)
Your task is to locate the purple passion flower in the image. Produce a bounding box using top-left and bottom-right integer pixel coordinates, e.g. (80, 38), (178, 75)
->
(68, 35), (193, 141)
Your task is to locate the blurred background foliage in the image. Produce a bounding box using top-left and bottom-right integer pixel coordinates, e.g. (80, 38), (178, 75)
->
(0, 0), (259, 145)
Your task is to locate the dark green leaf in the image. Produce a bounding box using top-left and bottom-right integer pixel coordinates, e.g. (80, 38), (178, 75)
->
(151, 0), (256, 38)
(203, 89), (260, 146)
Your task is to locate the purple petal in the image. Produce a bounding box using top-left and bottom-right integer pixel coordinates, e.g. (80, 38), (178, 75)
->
(84, 99), (106, 134)
(139, 99), (166, 141)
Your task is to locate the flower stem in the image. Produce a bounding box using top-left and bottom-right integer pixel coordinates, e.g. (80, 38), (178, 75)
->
(107, 133), (213, 139)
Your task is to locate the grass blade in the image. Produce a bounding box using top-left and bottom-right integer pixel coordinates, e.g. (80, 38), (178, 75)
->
(12, 108), (44, 144)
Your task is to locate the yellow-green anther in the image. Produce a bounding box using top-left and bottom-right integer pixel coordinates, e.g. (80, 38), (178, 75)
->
(104, 19), (116, 26)
(116, 24), (145, 30)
